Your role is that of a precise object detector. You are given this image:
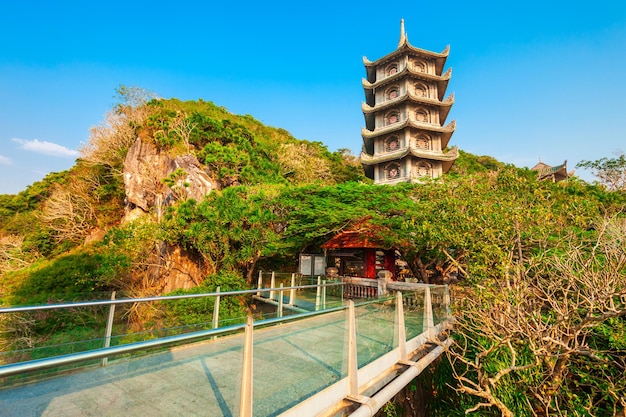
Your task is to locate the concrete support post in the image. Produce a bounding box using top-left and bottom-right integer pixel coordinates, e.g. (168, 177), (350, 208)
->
(322, 279), (327, 310)
(377, 278), (387, 297)
(278, 284), (284, 318)
(101, 291), (116, 367)
(289, 273), (296, 306)
(347, 300), (358, 397)
(395, 291), (407, 361)
(212, 286), (221, 340)
(423, 287), (434, 339)
(270, 271), (276, 301)
(377, 270), (392, 297)
(315, 276), (322, 311)
(239, 316), (254, 417)
(256, 270), (263, 297)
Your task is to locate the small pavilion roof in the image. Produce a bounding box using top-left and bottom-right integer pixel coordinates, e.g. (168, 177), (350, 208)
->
(321, 221), (391, 250)
(531, 160), (572, 182)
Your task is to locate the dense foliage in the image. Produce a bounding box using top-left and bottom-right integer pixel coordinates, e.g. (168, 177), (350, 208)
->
(1, 92), (624, 415)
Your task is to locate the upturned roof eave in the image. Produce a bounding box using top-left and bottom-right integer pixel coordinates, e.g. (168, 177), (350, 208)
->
(362, 67), (451, 90)
(360, 148), (411, 165)
(409, 146), (459, 162)
(361, 119), (456, 138)
(361, 92), (454, 114)
(363, 42), (449, 69)
(360, 146), (459, 165)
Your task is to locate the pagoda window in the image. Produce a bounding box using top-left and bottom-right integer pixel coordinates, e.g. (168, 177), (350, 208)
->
(385, 111), (401, 125)
(386, 86), (400, 100)
(385, 163), (402, 180)
(385, 136), (401, 152)
(386, 63), (399, 76)
(415, 134), (431, 150)
(415, 109), (429, 123)
(413, 60), (427, 73)
(414, 83), (428, 97)
(416, 162), (432, 177)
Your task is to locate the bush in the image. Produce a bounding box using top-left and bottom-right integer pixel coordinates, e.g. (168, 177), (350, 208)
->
(162, 271), (249, 329)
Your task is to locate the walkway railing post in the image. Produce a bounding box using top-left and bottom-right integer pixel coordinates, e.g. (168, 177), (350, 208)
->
(101, 291), (116, 367)
(256, 270), (263, 297)
(270, 271), (276, 301)
(278, 284), (284, 318)
(315, 276), (322, 311)
(289, 273), (296, 306)
(347, 300), (359, 397)
(444, 284), (451, 320)
(239, 316), (254, 417)
(423, 287), (434, 339)
(395, 291), (407, 361)
(322, 279), (327, 310)
(212, 286), (221, 340)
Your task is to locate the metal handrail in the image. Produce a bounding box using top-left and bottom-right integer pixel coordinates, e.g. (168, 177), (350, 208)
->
(0, 282), (344, 313)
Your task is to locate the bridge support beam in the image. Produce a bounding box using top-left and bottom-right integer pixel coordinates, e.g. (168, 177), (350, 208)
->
(348, 338), (452, 417)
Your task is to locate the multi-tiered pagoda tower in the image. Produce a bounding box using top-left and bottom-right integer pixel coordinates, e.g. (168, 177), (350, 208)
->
(361, 20), (458, 184)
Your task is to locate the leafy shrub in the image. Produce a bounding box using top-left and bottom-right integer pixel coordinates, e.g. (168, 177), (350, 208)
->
(162, 271), (249, 329)
(9, 250), (129, 305)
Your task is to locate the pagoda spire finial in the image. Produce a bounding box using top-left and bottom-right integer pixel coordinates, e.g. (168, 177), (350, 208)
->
(398, 19), (407, 47)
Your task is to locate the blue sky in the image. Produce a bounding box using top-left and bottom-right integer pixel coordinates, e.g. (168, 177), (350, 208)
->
(1, 1), (625, 194)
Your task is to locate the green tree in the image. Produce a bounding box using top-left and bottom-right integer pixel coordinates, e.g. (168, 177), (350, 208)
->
(577, 152), (626, 191)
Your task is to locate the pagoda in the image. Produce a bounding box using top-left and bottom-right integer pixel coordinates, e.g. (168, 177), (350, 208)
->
(361, 20), (458, 184)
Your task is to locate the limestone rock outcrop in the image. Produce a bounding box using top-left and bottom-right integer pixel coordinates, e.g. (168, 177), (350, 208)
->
(123, 138), (216, 220)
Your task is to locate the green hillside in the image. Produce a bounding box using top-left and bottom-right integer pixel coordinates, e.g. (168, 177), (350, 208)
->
(0, 91), (625, 416)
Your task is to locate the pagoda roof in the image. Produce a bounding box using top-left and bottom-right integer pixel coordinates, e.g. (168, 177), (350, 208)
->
(363, 45), (449, 71)
(531, 160), (573, 182)
(362, 92), (454, 124)
(360, 146), (459, 166)
(363, 20), (450, 75)
(362, 119), (456, 139)
(362, 67), (452, 91)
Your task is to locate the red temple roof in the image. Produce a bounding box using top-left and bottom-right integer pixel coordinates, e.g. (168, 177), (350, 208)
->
(321, 226), (391, 250)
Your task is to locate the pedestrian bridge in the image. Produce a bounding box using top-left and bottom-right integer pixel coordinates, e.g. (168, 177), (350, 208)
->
(0, 274), (452, 417)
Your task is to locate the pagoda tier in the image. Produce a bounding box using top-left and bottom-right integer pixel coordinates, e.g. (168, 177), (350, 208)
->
(363, 41), (449, 80)
(360, 146), (459, 165)
(361, 120), (456, 147)
(362, 68), (452, 103)
(362, 93), (455, 127)
(360, 19), (458, 184)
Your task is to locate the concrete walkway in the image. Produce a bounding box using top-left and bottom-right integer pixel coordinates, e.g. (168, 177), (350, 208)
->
(0, 304), (400, 417)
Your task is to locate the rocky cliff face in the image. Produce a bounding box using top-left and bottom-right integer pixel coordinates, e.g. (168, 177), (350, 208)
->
(120, 138), (217, 293)
(123, 138), (216, 221)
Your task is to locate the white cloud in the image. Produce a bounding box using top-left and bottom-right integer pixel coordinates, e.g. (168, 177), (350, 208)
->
(0, 155), (11, 165)
(12, 138), (79, 158)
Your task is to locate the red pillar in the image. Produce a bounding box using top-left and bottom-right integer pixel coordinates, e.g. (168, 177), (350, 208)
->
(384, 250), (396, 279)
(364, 249), (376, 278)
